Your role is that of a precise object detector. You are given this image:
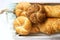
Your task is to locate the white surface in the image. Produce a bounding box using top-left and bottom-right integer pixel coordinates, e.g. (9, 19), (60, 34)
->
(0, 0), (60, 40)
(0, 12), (14, 40)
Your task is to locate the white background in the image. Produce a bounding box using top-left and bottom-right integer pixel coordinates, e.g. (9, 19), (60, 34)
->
(0, 0), (60, 40)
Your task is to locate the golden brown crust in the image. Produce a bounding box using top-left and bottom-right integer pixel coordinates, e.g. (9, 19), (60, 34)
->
(15, 2), (31, 17)
(44, 5), (60, 17)
(30, 24), (40, 34)
(39, 18), (60, 34)
(13, 16), (32, 35)
(26, 4), (46, 24)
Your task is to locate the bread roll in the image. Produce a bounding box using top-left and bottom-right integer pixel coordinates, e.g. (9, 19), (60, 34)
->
(15, 2), (31, 17)
(44, 5), (60, 17)
(26, 4), (46, 24)
(13, 16), (32, 35)
(39, 18), (60, 34)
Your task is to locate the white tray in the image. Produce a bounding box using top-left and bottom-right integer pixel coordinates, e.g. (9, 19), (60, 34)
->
(5, 3), (60, 40)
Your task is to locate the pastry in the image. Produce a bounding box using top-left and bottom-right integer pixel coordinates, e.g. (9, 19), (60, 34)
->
(44, 5), (60, 17)
(15, 2), (31, 17)
(13, 16), (32, 35)
(39, 18), (60, 34)
(26, 4), (46, 24)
